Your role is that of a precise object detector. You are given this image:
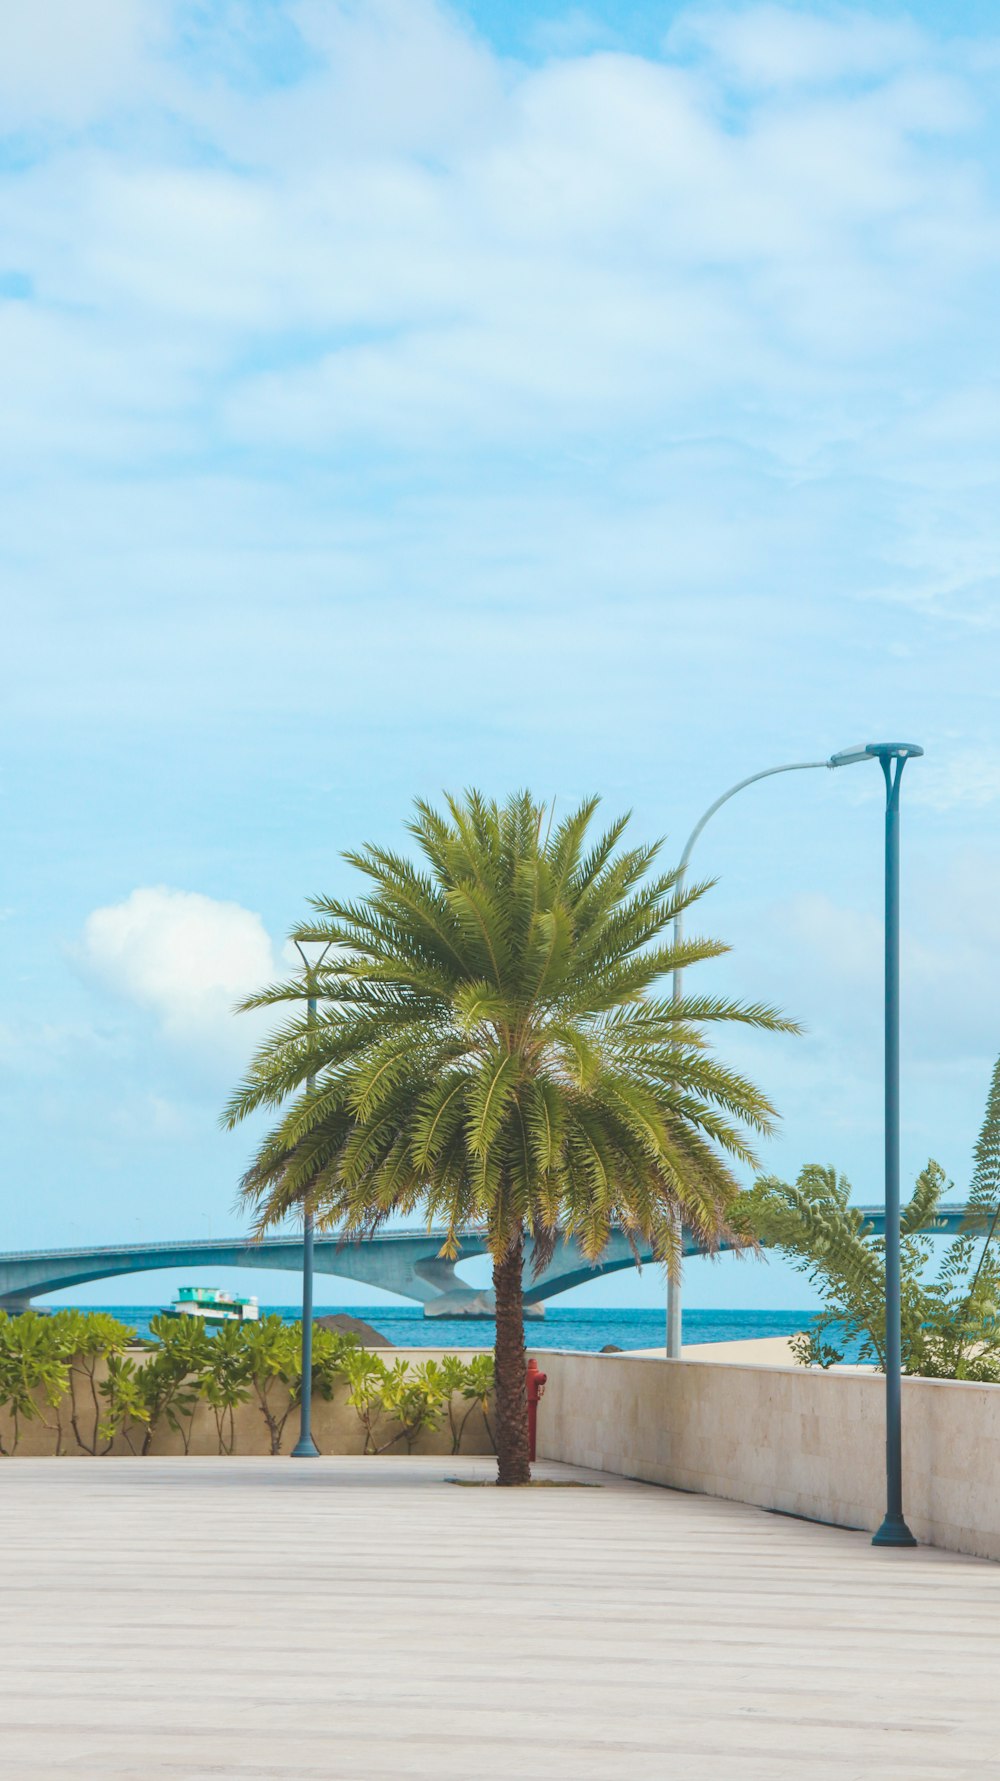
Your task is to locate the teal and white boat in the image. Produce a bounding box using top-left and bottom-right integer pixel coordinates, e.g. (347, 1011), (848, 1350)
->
(164, 1286), (259, 1325)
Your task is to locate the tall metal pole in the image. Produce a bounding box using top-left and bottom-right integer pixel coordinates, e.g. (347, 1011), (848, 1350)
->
(872, 746), (919, 1547)
(292, 943), (330, 1460)
(666, 758), (833, 1356)
(667, 887), (685, 1359)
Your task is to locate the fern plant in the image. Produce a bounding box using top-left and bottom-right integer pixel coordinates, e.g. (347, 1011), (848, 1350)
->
(912, 1055), (1000, 1379)
(749, 1055), (1000, 1380)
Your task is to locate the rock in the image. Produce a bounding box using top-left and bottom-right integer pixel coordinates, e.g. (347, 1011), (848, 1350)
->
(314, 1313), (393, 1348)
(601, 1343), (623, 1353)
(423, 1288), (545, 1320)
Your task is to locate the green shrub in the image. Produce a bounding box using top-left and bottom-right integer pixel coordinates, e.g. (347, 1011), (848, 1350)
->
(458, 1353), (495, 1452)
(241, 1315), (303, 1454)
(54, 1310), (135, 1454)
(341, 1348), (389, 1453)
(0, 1311), (70, 1454)
(198, 1321), (252, 1454)
(0, 1308), (494, 1458)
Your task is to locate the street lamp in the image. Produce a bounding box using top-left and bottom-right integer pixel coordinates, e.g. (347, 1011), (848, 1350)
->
(667, 749), (875, 1356)
(830, 743), (923, 1549)
(669, 740), (923, 1545)
(290, 937), (333, 1460)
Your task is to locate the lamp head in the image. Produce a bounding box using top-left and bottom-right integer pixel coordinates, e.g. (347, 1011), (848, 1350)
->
(292, 935), (335, 972)
(829, 742), (923, 767)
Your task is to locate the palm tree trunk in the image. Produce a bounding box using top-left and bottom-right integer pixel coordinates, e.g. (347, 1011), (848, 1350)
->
(493, 1230), (531, 1485)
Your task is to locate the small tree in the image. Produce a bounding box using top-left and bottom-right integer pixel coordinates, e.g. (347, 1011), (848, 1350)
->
(199, 1322), (253, 1454)
(99, 1355), (152, 1454)
(0, 1313), (70, 1455)
(341, 1349), (390, 1453)
(380, 1359), (448, 1452)
(57, 1311), (135, 1454)
(310, 1325), (358, 1406)
(437, 1354), (470, 1452)
(134, 1316), (213, 1454)
(432, 1352), (497, 1453)
(242, 1316), (303, 1454)
(457, 1353), (495, 1452)
(98, 1316), (211, 1455)
(341, 1352), (456, 1454)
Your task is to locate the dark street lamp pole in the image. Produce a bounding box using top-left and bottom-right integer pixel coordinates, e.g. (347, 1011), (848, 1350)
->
(291, 938), (332, 1460)
(831, 743), (923, 1548)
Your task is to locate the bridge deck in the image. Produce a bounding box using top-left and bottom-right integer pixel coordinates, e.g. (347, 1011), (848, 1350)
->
(0, 1205), (968, 1263)
(0, 1208), (973, 1313)
(1, 1455), (995, 1779)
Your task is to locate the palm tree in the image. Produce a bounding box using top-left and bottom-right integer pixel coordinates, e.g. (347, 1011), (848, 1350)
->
(223, 791), (793, 1484)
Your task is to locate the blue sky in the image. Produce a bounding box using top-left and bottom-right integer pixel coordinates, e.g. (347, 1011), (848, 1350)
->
(2, 0), (999, 1313)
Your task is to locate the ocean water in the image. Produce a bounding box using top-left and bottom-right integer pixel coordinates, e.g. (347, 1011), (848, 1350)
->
(68, 1304), (819, 1351)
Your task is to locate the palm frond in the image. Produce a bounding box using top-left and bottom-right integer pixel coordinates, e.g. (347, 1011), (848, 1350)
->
(224, 788), (795, 1278)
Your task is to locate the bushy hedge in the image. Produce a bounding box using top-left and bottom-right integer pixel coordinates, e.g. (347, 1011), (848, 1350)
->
(0, 1310), (494, 1457)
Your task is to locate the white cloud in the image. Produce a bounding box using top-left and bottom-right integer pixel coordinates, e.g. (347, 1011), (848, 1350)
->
(707, 855), (1000, 1190)
(108, 1091), (193, 1141)
(286, 0), (505, 155)
(0, 0), (992, 478)
(908, 749), (1000, 811)
(0, 1016), (110, 1078)
(671, 6), (927, 90)
(0, 0), (161, 127)
(760, 857), (1000, 1067)
(81, 887), (279, 1050)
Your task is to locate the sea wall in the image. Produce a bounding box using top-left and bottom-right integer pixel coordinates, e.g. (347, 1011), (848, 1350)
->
(535, 1352), (1000, 1563)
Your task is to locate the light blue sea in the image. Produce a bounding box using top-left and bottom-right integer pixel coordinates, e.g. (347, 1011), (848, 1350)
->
(72, 1305), (819, 1350)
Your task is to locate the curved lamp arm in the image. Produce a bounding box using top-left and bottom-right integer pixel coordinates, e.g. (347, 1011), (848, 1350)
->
(666, 750), (862, 1360)
(677, 760), (832, 879)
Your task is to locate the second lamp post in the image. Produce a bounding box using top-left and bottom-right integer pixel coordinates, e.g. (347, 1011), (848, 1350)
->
(290, 937), (332, 1460)
(669, 741), (923, 1551)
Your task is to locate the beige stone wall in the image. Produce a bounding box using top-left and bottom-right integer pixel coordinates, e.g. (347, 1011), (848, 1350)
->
(2, 1347), (495, 1460)
(11, 1336), (1000, 1563)
(533, 1351), (1000, 1563)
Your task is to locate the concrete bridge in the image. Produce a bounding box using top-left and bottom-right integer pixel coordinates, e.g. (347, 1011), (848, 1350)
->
(0, 1206), (970, 1318)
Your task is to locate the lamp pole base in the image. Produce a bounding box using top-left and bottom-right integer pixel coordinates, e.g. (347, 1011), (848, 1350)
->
(291, 1435), (320, 1459)
(872, 1514), (917, 1548)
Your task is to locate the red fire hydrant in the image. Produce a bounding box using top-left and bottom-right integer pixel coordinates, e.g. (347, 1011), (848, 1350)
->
(526, 1357), (547, 1462)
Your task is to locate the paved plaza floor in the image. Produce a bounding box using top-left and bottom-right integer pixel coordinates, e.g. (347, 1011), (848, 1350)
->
(2, 1455), (998, 1779)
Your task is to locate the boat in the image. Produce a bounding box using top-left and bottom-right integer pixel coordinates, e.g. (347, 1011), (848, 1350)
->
(163, 1286), (260, 1325)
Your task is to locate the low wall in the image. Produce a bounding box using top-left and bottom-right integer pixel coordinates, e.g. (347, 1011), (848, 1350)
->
(12, 1338), (1000, 1562)
(535, 1352), (1000, 1563)
(3, 1348), (494, 1459)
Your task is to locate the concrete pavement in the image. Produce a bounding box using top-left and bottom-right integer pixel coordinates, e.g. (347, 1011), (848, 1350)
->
(1, 1456), (997, 1779)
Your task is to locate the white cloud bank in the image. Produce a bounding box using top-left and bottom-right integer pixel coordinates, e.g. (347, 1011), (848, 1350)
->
(0, 0), (992, 470)
(0, 0), (158, 128)
(671, 6), (926, 89)
(760, 851), (1000, 1068)
(81, 887), (279, 1051)
(1, 0), (996, 751)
